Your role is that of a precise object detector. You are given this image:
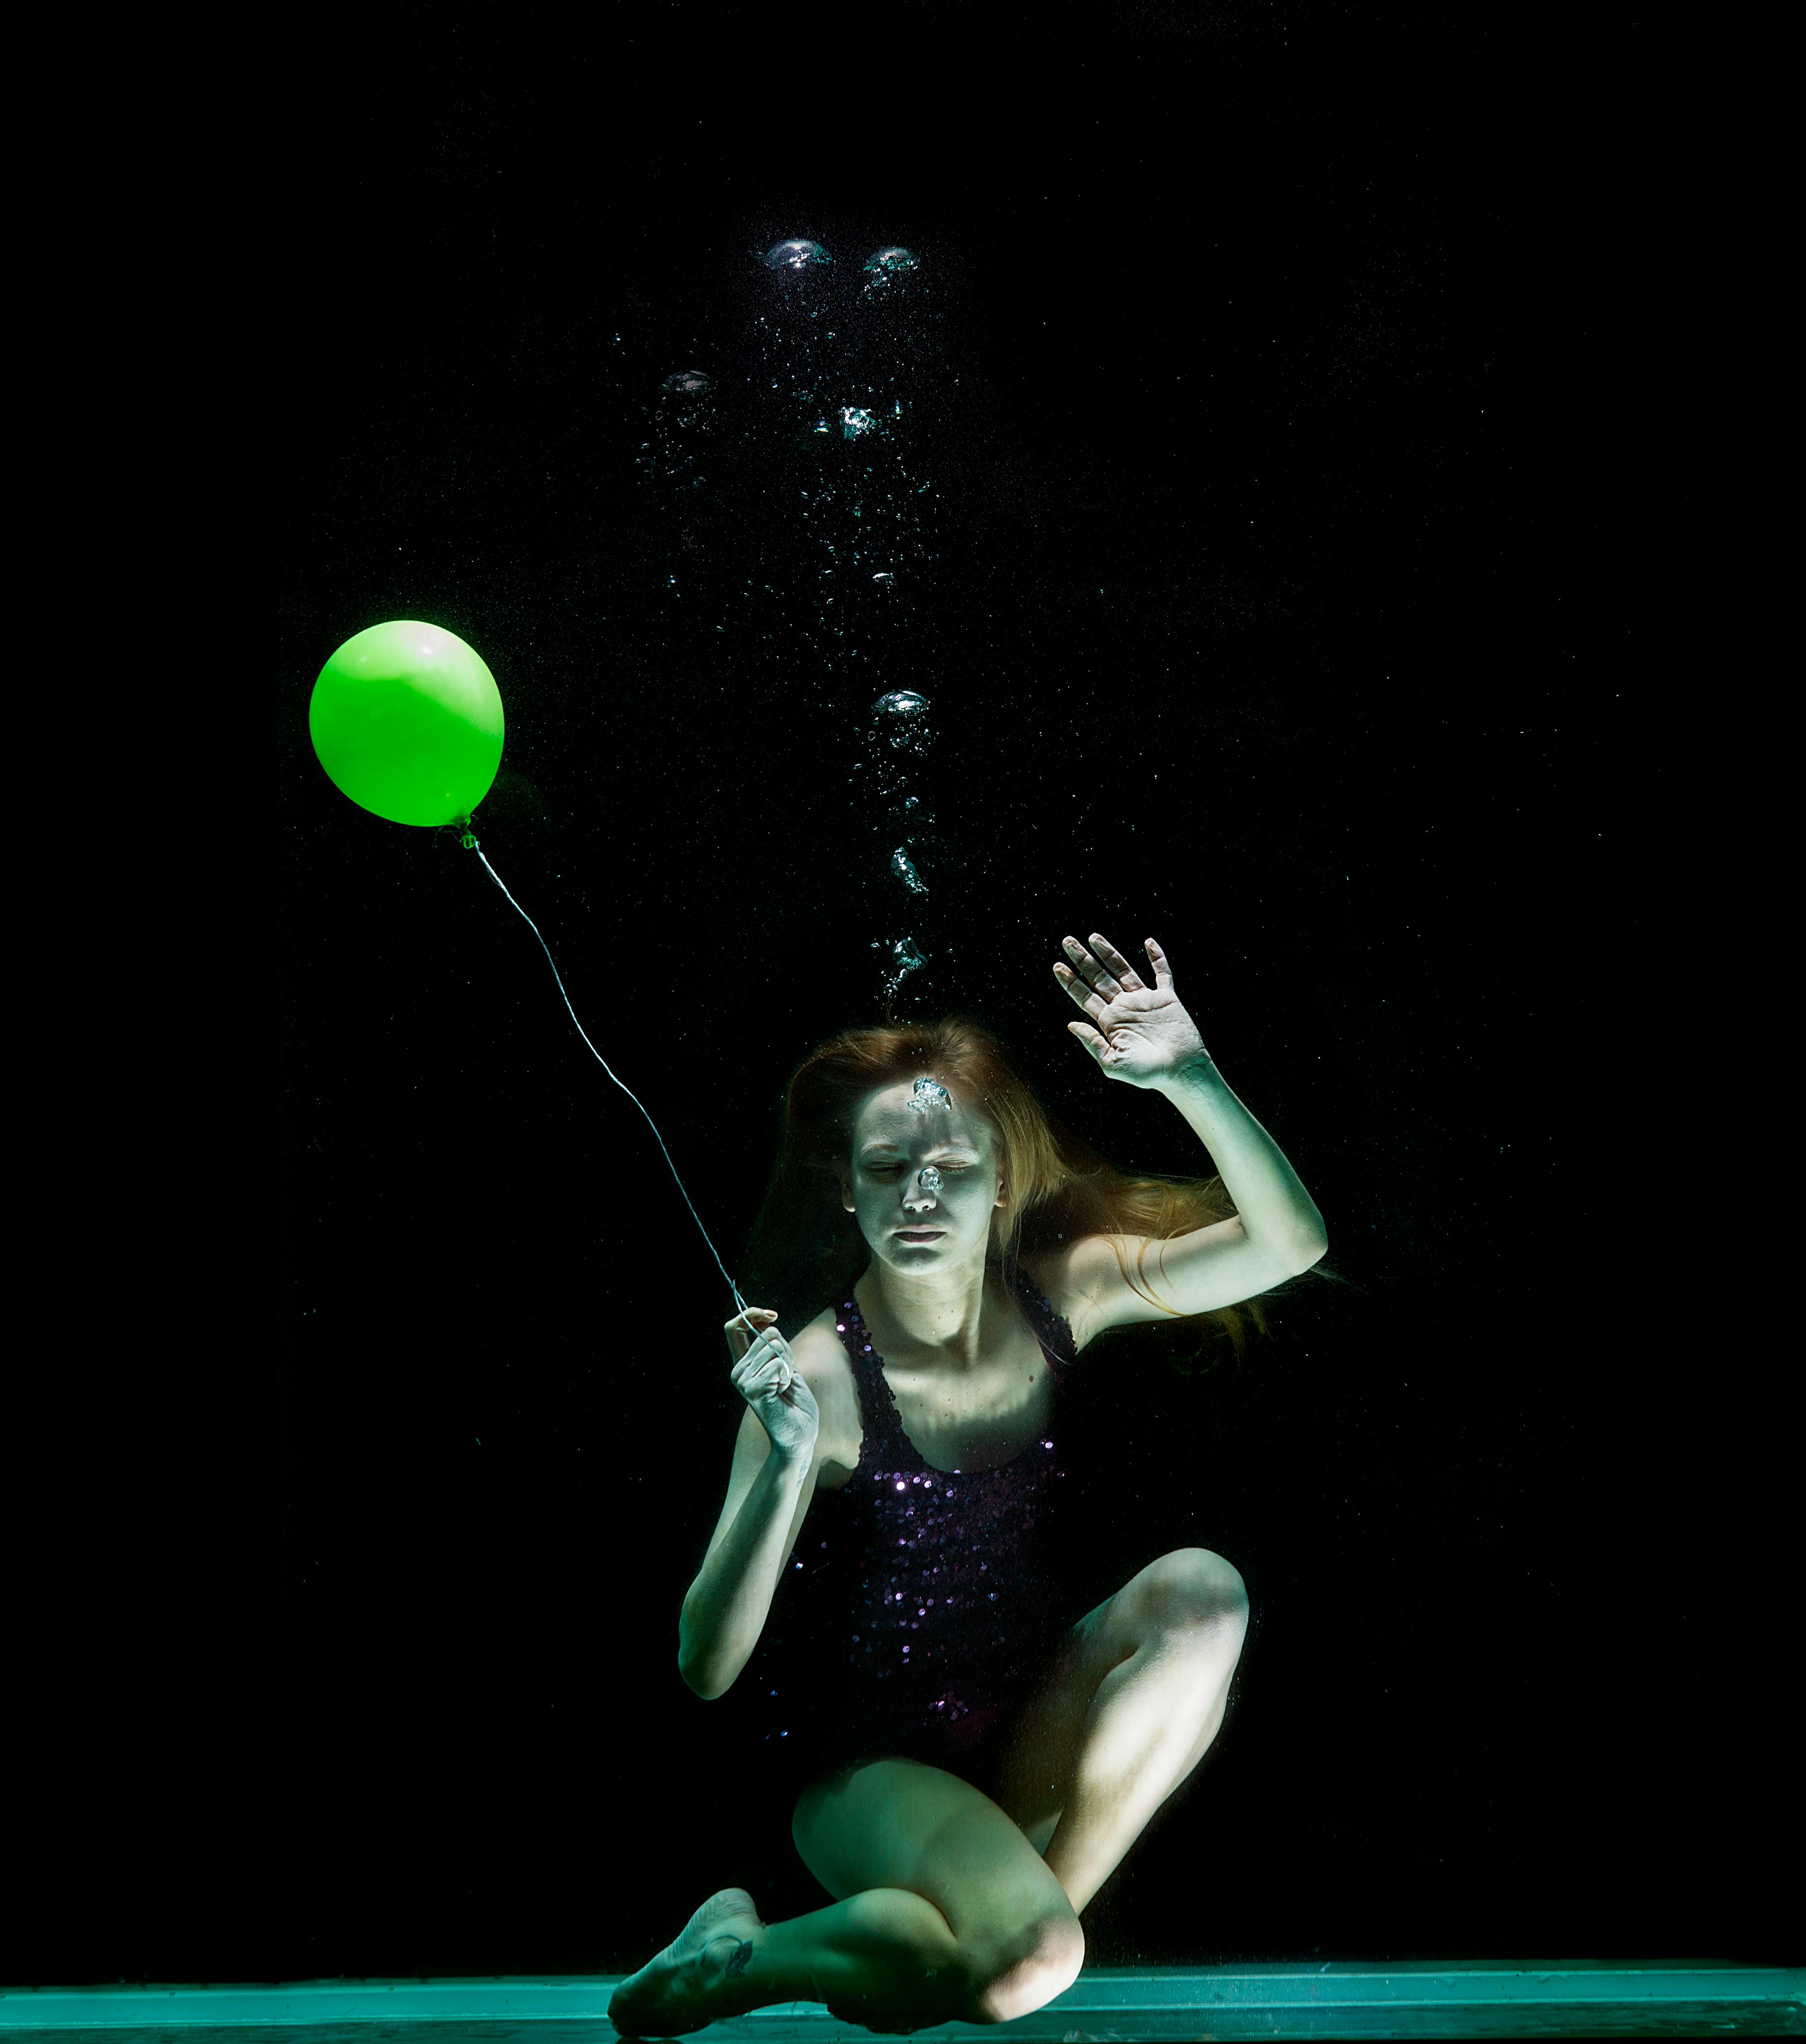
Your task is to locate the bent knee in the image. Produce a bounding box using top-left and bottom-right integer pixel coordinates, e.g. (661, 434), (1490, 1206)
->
(1152, 1547), (1250, 1635)
(969, 1911), (1085, 2023)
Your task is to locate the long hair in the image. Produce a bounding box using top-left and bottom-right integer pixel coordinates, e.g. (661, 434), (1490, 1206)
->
(743, 1015), (1338, 1371)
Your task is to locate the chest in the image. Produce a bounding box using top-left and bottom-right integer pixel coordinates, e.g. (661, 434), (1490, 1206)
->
(817, 1314), (1057, 1486)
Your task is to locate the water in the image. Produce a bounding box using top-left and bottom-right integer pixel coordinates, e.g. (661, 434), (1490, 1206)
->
(269, 66), (1784, 2000)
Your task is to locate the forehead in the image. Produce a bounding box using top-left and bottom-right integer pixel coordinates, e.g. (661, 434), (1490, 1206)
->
(853, 1082), (992, 1153)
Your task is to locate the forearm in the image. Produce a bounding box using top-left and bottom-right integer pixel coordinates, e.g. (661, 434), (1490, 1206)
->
(678, 1448), (810, 1699)
(1154, 1058), (1327, 1254)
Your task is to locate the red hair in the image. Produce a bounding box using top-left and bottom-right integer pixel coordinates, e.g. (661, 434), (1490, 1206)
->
(743, 1015), (1332, 1369)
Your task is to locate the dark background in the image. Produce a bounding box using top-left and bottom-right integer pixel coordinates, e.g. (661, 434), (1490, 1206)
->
(20, 0), (1792, 1994)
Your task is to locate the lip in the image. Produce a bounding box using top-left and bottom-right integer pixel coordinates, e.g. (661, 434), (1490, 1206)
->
(895, 1228), (945, 1241)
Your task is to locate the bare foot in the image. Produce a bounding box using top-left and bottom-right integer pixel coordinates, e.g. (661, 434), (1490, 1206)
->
(609, 1887), (765, 2038)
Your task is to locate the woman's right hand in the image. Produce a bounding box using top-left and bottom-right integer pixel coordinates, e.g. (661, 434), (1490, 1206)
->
(727, 1308), (820, 1463)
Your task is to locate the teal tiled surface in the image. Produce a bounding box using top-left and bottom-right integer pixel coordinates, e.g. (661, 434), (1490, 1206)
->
(2, 1965), (1802, 2040)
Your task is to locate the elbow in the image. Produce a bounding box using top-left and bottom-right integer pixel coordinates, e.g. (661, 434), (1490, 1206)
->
(678, 1646), (733, 1701)
(1292, 1227), (1328, 1269)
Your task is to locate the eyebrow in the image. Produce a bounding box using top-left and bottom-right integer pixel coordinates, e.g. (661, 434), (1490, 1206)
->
(859, 1140), (981, 1158)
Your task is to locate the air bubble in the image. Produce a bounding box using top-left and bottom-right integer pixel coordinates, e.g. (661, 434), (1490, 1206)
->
(879, 936), (927, 1001)
(864, 247), (921, 280)
(873, 691), (929, 718)
(765, 239), (831, 272)
(891, 848), (928, 894)
(660, 370), (713, 395)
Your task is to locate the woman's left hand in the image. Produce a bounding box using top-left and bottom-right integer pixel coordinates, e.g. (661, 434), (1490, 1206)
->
(1054, 933), (1211, 1088)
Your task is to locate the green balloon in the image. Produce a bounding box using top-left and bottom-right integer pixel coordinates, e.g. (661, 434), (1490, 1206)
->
(310, 620), (504, 827)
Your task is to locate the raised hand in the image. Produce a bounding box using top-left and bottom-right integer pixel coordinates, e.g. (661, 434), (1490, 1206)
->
(1053, 933), (1211, 1088)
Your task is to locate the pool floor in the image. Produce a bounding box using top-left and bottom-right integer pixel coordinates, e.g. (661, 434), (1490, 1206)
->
(2, 1965), (1801, 2040)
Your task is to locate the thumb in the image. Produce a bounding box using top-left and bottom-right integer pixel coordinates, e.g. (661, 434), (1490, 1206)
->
(1068, 1020), (1110, 1062)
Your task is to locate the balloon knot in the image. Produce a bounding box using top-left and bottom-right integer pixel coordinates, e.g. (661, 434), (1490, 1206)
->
(460, 827), (478, 849)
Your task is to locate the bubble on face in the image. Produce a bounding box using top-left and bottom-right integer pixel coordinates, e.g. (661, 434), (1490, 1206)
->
(906, 1076), (952, 1115)
(917, 1165), (942, 1192)
(765, 239), (831, 272)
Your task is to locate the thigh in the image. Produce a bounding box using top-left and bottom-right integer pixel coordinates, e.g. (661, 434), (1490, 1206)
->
(792, 1756), (1076, 1952)
(987, 1601), (1123, 1839)
(990, 1555), (1194, 1842)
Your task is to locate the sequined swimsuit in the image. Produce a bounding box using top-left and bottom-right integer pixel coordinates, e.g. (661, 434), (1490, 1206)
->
(747, 1261), (1076, 1799)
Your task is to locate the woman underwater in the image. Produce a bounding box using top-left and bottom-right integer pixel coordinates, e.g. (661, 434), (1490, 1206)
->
(611, 934), (1328, 2037)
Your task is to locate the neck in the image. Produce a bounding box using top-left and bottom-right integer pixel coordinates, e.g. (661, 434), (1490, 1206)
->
(857, 1249), (1004, 1370)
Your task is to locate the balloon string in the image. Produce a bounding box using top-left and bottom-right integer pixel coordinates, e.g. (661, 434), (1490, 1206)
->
(470, 841), (753, 1321)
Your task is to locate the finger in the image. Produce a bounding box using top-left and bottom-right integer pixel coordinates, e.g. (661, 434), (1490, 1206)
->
(1144, 938), (1174, 992)
(1062, 935), (1121, 995)
(1053, 960), (1109, 1022)
(734, 1332), (778, 1372)
(1067, 1018), (1112, 1064)
(1090, 933), (1146, 992)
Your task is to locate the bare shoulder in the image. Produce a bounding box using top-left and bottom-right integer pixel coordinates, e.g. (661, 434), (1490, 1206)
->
(787, 1305), (861, 1480)
(787, 1304), (846, 1370)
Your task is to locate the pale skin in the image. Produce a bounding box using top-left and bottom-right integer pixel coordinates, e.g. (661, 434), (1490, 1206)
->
(611, 936), (1328, 2037)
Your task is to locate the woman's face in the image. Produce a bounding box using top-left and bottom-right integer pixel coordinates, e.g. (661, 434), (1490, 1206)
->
(842, 1081), (1005, 1273)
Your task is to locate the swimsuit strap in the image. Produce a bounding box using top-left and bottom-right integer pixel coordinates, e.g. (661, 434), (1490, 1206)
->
(835, 1296), (909, 1447)
(1004, 1259), (1078, 1374)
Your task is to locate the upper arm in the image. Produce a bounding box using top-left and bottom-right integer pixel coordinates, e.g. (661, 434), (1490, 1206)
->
(1041, 1217), (1328, 1348)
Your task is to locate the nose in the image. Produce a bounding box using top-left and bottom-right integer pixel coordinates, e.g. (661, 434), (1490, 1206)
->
(904, 1165), (941, 1213)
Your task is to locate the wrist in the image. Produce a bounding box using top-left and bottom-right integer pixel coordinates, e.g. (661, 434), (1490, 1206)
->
(1152, 1053), (1220, 1096)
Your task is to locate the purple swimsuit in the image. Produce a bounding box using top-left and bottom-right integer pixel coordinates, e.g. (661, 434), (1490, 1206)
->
(747, 1260), (1077, 1797)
